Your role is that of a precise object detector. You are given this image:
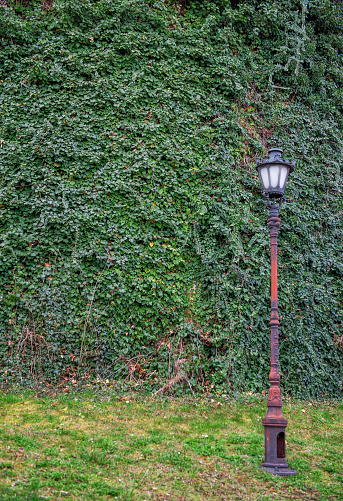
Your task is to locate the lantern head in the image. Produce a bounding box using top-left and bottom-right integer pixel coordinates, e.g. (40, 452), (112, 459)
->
(256, 148), (295, 198)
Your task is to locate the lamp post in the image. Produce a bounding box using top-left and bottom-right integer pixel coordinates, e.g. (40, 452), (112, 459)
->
(255, 148), (296, 476)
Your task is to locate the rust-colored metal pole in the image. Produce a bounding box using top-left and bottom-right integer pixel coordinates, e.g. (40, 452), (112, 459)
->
(261, 201), (296, 476)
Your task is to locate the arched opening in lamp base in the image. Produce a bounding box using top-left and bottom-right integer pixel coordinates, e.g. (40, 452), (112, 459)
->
(277, 432), (285, 458)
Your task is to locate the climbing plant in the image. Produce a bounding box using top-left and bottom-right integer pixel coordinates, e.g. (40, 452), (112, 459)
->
(0, 0), (342, 398)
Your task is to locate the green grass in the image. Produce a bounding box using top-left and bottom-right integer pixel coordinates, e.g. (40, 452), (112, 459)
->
(0, 393), (342, 500)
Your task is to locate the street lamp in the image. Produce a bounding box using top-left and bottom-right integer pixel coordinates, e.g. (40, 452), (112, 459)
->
(255, 148), (296, 476)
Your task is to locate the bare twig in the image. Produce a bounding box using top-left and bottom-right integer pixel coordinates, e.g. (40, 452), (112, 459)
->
(152, 372), (186, 397)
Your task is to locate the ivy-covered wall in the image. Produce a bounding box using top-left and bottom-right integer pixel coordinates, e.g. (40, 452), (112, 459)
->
(0, 0), (342, 398)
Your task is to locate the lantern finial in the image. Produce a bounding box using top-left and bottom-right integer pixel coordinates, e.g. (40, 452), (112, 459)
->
(268, 148), (283, 162)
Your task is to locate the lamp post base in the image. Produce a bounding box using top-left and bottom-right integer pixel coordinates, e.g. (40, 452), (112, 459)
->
(261, 398), (296, 476)
(260, 465), (297, 476)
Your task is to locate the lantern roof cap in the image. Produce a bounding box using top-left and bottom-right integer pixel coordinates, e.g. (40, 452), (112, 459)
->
(255, 148), (296, 173)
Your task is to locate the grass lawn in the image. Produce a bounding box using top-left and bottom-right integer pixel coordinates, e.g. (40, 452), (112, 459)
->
(0, 392), (342, 500)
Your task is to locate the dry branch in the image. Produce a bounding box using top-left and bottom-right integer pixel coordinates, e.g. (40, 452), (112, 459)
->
(152, 371), (187, 397)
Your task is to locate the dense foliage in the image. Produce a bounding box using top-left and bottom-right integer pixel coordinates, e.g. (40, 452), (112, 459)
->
(0, 0), (342, 398)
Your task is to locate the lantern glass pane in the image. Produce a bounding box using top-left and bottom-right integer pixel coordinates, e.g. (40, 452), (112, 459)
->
(269, 165), (280, 188)
(279, 166), (288, 189)
(260, 166), (270, 189)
